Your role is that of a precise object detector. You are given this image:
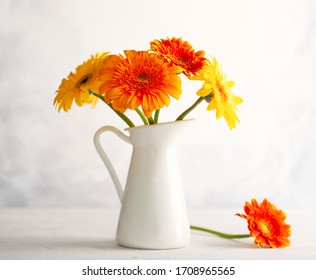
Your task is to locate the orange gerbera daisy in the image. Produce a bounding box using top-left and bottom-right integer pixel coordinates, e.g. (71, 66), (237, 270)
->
(54, 52), (110, 112)
(99, 50), (182, 118)
(150, 37), (206, 78)
(236, 199), (291, 248)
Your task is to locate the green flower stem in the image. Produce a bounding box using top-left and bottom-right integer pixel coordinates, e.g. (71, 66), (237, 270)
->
(108, 104), (135, 128)
(154, 109), (160, 124)
(190, 225), (250, 239)
(176, 97), (205, 121)
(89, 90), (135, 128)
(135, 108), (149, 125)
(147, 116), (155, 125)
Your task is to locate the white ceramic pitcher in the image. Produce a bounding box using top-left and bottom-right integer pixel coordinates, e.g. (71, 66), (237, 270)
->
(93, 120), (191, 249)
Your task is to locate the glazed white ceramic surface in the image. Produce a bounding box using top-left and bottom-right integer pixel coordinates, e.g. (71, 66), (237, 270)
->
(94, 120), (192, 249)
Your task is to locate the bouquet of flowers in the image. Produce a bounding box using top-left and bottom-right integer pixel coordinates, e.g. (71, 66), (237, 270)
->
(54, 37), (242, 129)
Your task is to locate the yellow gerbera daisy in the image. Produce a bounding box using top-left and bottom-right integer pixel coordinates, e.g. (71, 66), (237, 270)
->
(54, 52), (110, 112)
(193, 57), (243, 129)
(99, 50), (182, 118)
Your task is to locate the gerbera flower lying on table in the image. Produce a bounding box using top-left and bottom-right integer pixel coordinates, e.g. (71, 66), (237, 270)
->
(236, 198), (291, 248)
(191, 198), (291, 248)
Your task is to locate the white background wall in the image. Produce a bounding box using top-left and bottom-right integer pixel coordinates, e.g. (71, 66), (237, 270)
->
(0, 0), (315, 209)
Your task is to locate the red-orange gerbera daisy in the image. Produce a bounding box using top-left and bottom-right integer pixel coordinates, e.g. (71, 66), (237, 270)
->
(150, 37), (206, 78)
(236, 199), (291, 248)
(99, 50), (182, 118)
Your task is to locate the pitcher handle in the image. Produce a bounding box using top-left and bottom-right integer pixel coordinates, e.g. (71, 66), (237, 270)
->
(93, 126), (132, 203)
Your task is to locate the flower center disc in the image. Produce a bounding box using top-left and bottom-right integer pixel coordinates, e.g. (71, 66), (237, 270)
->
(258, 220), (271, 236)
(139, 75), (148, 81)
(76, 74), (92, 88)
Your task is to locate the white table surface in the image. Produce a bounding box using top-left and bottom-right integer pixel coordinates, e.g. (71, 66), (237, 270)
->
(0, 207), (315, 260)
